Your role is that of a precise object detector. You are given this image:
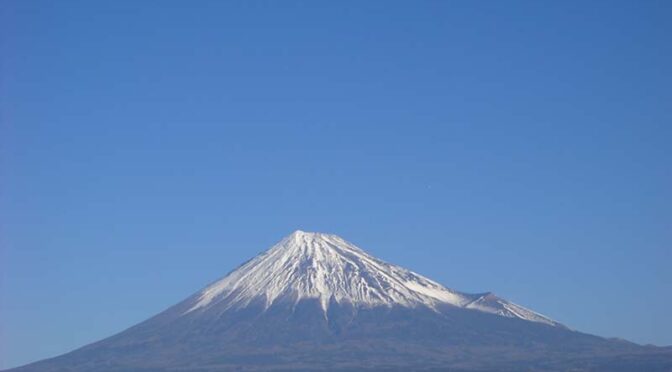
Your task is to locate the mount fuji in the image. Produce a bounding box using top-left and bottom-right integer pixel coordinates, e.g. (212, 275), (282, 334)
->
(8, 231), (672, 371)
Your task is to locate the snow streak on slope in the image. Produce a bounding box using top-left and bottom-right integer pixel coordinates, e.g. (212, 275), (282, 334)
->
(185, 231), (560, 327)
(465, 293), (559, 326)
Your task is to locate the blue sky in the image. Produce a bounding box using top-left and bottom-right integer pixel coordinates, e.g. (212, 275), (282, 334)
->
(1, 0), (671, 368)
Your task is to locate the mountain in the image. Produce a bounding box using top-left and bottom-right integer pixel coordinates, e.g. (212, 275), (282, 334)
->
(8, 231), (672, 371)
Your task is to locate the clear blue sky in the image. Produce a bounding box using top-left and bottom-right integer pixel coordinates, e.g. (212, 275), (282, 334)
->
(1, 0), (670, 369)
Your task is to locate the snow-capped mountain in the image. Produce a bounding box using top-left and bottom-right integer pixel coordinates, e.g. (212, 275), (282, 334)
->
(8, 231), (672, 372)
(187, 230), (559, 326)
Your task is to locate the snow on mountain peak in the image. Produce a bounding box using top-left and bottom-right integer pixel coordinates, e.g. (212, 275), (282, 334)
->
(185, 231), (560, 327)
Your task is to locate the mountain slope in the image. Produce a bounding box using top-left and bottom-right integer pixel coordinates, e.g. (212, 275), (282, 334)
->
(7, 231), (672, 371)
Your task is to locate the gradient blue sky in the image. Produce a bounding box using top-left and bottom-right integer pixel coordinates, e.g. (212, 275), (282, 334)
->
(1, 0), (671, 369)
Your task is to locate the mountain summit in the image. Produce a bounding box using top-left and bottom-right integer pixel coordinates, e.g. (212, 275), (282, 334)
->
(8, 231), (672, 371)
(187, 230), (559, 326)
